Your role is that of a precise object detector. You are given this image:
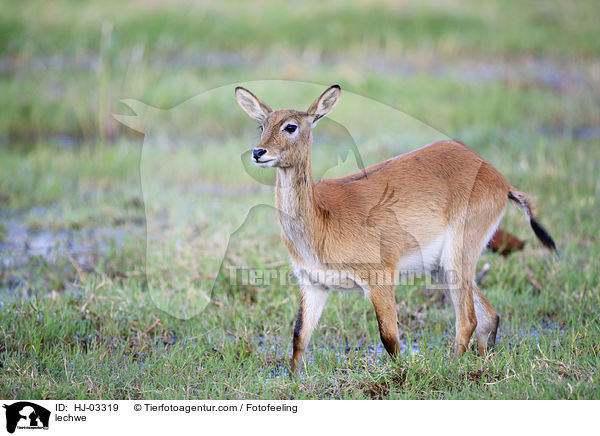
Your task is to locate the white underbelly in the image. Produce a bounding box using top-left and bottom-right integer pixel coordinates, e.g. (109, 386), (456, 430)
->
(293, 265), (364, 292)
(396, 230), (448, 274)
(292, 230), (449, 294)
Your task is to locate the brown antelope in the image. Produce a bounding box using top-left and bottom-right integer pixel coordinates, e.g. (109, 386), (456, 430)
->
(235, 84), (557, 372)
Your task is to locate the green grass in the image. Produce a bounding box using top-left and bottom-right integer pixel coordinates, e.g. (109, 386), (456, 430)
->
(1, 0), (599, 399)
(2, 0), (600, 140)
(1, 134), (597, 399)
(3, 0), (600, 57)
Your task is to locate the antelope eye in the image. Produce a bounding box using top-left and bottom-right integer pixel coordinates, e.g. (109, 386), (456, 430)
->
(284, 124), (297, 133)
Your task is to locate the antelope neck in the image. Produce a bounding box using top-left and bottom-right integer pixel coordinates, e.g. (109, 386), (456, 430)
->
(275, 159), (317, 223)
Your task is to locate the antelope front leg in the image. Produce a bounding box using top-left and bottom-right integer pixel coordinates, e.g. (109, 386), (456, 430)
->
(291, 284), (329, 373)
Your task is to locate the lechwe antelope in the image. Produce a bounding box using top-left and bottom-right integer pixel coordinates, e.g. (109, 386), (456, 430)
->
(235, 84), (557, 372)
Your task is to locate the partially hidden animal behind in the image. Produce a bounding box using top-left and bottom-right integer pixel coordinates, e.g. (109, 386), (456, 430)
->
(235, 84), (557, 372)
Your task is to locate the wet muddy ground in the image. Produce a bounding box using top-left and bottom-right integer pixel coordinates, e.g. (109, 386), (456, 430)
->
(0, 209), (141, 296)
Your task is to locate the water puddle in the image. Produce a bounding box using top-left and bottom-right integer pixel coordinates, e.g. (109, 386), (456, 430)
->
(0, 210), (137, 294)
(254, 322), (566, 382)
(256, 337), (420, 382)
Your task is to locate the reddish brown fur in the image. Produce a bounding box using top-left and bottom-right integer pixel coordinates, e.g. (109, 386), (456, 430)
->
(235, 85), (552, 372)
(488, 229), (526, 256)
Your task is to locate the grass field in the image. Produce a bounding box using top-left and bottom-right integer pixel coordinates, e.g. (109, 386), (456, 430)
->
(1, 0), (599, 399)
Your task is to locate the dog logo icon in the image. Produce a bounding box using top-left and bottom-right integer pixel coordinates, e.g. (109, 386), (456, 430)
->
(3, 402), (50, 433)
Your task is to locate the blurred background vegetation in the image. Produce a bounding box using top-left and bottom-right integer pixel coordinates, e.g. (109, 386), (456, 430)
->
(0, 0), (598, 399)
(2, 0), (599, 143)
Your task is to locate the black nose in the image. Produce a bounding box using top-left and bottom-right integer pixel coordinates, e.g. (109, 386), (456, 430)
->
(253, 148), (267, 160)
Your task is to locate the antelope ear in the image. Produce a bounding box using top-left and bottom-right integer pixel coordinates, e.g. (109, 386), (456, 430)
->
(235, 87), (272, 122)
(307, 84), (341, 126)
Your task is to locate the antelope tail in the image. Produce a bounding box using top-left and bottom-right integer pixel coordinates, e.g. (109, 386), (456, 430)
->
(508, 188), (558, 253)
